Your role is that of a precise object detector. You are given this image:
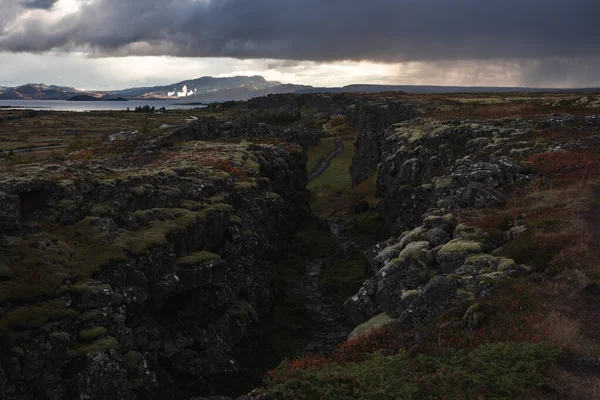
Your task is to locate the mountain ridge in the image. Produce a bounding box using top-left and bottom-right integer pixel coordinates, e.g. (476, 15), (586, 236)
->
(2, 76), (599, 101)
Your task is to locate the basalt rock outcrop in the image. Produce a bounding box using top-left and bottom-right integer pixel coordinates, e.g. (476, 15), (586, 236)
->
(143, 115), (322, 152)
(345, 211), (532, 334)
(373, 118), (559, 233)
(347, 100), (420, 187)
(344, 115), (592, 339)
(0, 141), (309, 399)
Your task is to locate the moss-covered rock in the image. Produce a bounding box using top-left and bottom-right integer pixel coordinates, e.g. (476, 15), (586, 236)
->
(436, 239), (484, 273)
(79, 327), (108, 340)
(124, 351), (143, 373)
(68, 336), (120, 357)
(176, 251), (222, 267)
(348, 313), (396, 340)
(225, 301), (256, 320)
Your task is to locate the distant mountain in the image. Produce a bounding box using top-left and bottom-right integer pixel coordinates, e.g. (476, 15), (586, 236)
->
(67, 94), (128, 102)
(297, 84), (600, 94)
(108, 75), (311, 101)
(2, 77), (599, 101)
(0, 83), (85, 100)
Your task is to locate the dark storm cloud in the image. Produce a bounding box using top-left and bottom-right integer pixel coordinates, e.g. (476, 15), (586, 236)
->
(19, 0), (58, 9)
(1, 0), (598, 62)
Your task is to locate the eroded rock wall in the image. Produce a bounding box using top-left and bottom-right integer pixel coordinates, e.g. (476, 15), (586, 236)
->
(347, 100), (420, 187)
(344, 115), (594, 339)
(0, 142), (309, 399)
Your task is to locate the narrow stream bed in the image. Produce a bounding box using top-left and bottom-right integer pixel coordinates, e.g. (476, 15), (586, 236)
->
(297, 258), (352, 355)
(294, 219), (365, 355)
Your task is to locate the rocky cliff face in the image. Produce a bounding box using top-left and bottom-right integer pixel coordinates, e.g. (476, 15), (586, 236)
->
(375, 118), (546, 234)
(344, 114), (594, 338)
(144, 115), (322, 151)
(0, 141), (309, 399)
(347, 100), (420, 187)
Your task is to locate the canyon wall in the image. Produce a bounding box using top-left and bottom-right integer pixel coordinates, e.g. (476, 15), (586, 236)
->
(0, 139), (309, 399)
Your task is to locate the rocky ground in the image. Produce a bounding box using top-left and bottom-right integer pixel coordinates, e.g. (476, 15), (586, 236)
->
(1, 92), (600, 400)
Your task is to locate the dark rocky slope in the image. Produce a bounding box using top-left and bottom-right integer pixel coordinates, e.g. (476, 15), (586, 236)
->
(0, 138), (309, 399)
(347, 100), (420, 187)
(344, 114), (600, 339)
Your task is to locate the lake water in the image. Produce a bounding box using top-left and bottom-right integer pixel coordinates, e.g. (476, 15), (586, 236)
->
(0, 100), (207, 112)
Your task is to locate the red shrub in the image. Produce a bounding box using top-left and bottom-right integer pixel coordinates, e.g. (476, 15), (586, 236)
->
(527, 150), (600, 184)
(332, 327), (404, 364)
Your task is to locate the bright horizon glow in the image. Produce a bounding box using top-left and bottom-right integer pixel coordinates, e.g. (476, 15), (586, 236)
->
(1, 52), (598, 91)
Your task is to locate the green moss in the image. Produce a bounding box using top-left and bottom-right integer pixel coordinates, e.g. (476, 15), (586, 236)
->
(90, 203), (115, 217)
(78, 327), (107, 340)
(179, 200), (203, 211)
(401, 289), (419, 300)
(50, 331), (70, 341)
(456, 288), (476, 300)
(497, 258), (517, 272)
(226, 301), (255, 320)
(112, 314), (126, 323)
(349, 313), (395, 339)
(466, 254), (496, 263)
(0, 300), (77, 344)
(229, 215), (243, 225)
(234, 181), (257, 190)
(124, 351), (143, 372)
(439, 240), (483, 254)
(117, 208), (200, 257)
(10, 346), (25, 357)
(176, 251), (222, 266)
(267, 192), (281, 199)
(264, 343), (560, 400)
(71, 281), (93, 295)
(69, 336), (120, 357)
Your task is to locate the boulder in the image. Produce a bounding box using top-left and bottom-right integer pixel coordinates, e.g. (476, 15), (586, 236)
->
(344, 278), (379, 325)
(436, 239), (483, 273)
(348, 313), (397, 340)
(376, 256), (429, 317)
(396, 276), (460, 326)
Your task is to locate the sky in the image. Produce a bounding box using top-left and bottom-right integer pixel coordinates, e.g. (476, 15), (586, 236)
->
(1, 0), (599, 89)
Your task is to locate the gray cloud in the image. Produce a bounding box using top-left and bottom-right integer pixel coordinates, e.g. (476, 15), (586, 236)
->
(19, 0), (58, 9)
(0, 0), (598, 63)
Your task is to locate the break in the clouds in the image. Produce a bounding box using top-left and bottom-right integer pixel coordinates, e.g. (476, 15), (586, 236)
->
(1, 0), (598, 62)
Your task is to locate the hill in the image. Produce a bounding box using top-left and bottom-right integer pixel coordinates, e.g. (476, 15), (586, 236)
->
(2, 77), (599, 102)
(0, 83), (83, 100)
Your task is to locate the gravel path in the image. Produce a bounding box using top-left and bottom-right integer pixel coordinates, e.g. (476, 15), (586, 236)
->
(308, 140), (344, 182)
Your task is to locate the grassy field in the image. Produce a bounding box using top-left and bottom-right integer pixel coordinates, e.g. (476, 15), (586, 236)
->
(0, 105), (250, 160)
(305, 139), (337, 174)
(307, 137), (354, 193)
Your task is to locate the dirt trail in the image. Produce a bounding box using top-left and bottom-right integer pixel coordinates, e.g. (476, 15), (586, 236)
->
(308, 140), (344, 182)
